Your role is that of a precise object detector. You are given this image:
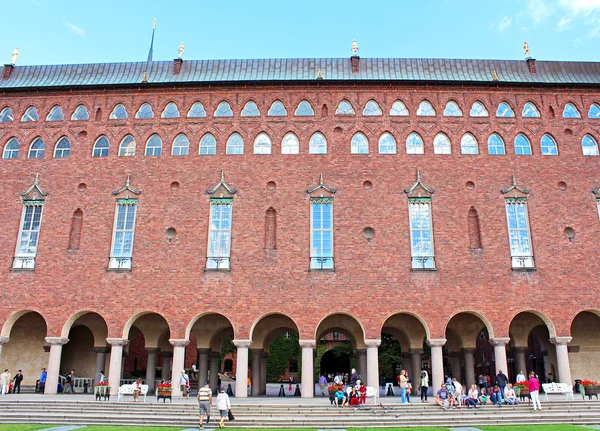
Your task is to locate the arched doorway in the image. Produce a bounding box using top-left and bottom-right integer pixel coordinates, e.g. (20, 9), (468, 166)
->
(319, 343), (352, 376)
(570, 310), (600, 381)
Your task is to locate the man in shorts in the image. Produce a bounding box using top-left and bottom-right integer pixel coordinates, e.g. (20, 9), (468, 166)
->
(197, 381), (213, 429)
(436, 383), (454, 409)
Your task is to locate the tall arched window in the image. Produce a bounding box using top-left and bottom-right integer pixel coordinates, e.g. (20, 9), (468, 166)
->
(350, 132), (369, 154)
(295, 100), (314, 116)
(496, 102), (515, 117)
(540, 134), (558, 155)
(336, 100), (355, 115)
(417, 101), (435, 116)
(71, 105), (89, 121)
(582, 134), (599, 156)
(28, 137), (45, 158)
(226, 133), (244, 155)
(265, 207), (277, 250)
(390, 100), (409, 116)
(268, 100), (287, 117)
(145, 134), (162, 156)
(46, 106), (64, 121)
(92, 136), (110, 157)
(172, 134), (189, 156)
(443, 101), (462, 117)
(3, 138), (19, 159)
(110, 104), (128, 120)
(281, 132), (299, 154)
(135, 103), (154, 119)
(309, 132), (327, 154)
(187, 102), (207, 118)
(68, 209), (83, 250)
(470, 101), (489, 117)
(214, 101), (233, 117)
(54, 137), (71, 158)
(468, 207), (482, 249)
(161, 102), (180, 118)
(433, 133), (451, 154)
(200, 133), (217, 155)
(460, 133), (479, 154)
(118, 135), (136, 157)
(241, 101), (260, 117)
(589, 104), (600, 119)
(21, 106), (39, 122)
(406, 132), (424, 154)
(378, 132), (396, 154)
(0, 107), (14, 122)
(487, 133), (505, 155)
(253, 132), (272, 154)
(522, 102), (540, 118)
(363, 100), (382, 116)
(514, 133), (532, 155)
(562, 103), (581, 118)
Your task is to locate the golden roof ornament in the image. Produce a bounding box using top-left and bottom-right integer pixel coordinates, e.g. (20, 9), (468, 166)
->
(351, 39), (359, 56)
(141, 72), (149, 83)
(316, 68), (324, 80)
(11, 48), (18, 65)
(492, 69), (499, 81)
(524, 41), (531, 59)
(178, 42), (185, 59)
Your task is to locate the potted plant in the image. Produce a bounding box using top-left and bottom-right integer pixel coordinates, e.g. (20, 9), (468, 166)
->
(514, 382), (529, 399)
(156, 382), (172, 402)
(581, 380), (600, 400)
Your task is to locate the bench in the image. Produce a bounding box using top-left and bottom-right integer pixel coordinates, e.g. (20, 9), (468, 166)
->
(542, 382), (574, 401)
(117, 384), (149, 402)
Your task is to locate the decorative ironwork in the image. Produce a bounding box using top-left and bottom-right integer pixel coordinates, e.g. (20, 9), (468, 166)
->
(206, 256), (230, 270)
(411, 256), (436, 270)
(511, 256), (535, 269)
(310, 256), (334, 270)
(12, 256), (35, 270)
(108, 257), (132, 270)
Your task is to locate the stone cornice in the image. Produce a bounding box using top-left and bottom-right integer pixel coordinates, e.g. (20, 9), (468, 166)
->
(298, 340), (317, 349)
(106, 338), (129, 347)
(0, 336), (10, 345)
(550, 336), (573, 345)
(232, 339), (252, 349)
(427, 338), (447, 347)
(45, 337), (69, 345)
(169, 338), (190, 347)
(489, 337), (511, 346)
(364, 339), (382, 348)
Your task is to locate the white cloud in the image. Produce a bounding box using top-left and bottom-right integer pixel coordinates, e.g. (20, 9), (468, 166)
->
(64, 20), (85, 37)
(557, 17), (572, 29)
(496, 16), (513, 31)
(526, 0), (555, 23)
(559, 0), (600, 13)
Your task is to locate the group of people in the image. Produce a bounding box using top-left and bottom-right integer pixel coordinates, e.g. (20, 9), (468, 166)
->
(322, 368), (368, 407)
(0, 369), (24, 395)
(197, 381), (232, 429)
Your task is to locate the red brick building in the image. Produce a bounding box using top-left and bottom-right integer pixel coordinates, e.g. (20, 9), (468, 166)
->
(1, 54), (600, 397)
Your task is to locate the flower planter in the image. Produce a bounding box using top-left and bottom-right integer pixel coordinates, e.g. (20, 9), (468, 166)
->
(584, 385), (600, 400)
(156, 387), (172, 403)
(94, 385), (110, 401)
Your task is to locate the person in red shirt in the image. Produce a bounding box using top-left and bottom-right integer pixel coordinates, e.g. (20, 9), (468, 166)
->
(528, 371), (542, 411)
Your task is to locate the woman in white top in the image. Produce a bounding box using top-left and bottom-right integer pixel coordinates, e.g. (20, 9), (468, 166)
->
(216, 386), (231, 428)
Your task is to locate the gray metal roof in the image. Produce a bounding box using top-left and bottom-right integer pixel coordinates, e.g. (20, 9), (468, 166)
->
(2, 58), (600, 89)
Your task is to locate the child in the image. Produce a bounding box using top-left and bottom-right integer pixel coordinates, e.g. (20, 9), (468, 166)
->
(478, 387), (490, 405)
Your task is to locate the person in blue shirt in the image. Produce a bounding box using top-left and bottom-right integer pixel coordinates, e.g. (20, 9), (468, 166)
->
(334, 387), (347, 407)
(39, 368), (47, 393)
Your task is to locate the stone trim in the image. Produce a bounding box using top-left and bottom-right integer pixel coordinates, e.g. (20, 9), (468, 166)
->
(169, 338), (190, 347)
(0, 336), (9, 345)
(45, 337), (69, 345)
(298, 340), (317, 349)
(489, 337), (511, 346)
(232, 339), (252, 348)
(106, 338), (129, 347)
(93, 346), (110, 354)
(550, 336), (573, 345)
(427, 338), (447, 347)
(364, 339), (382, 348)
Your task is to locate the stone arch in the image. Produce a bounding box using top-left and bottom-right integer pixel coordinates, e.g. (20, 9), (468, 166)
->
(569, 309), (600, 381)
(380, 312), (430, 346)
(187, 312), (235, 348)
(122, 311), (170, 343)
(61, 311), (108, 344)
(2, 309), (47, 338)
(508, 310), (557, 346)
(315, 312), (366, 349)
(250, 312), (300, 351)
(444, 311), (495, 348)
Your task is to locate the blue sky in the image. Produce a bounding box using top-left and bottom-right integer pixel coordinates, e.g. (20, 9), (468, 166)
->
(1, 0), (600, 65)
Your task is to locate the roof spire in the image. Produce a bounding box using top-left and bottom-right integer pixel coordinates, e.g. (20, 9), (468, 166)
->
(143, 18), (156, 82)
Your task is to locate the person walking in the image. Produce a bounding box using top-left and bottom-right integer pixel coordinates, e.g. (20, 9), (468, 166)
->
(12, 370), (23, 394)
(496, 369), (508, 398)
(216, 386), (231, 428)
(179, 370), (190, 399)
(528, 371), (542, 411)
(0, 369), (11, 395)
(319, 374), (327, 396)
(399, 369), (408, 404)
(197, 381), (213, 429)
(39, 368), (47, 393)
(420, 369), (429, 402)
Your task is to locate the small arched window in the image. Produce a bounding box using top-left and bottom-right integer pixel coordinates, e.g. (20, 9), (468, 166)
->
(214, 101), (233, 117)
(433, 133), (451, 154)
(390, 100), (409, 116)
(46, 106), (64, 121)
(443, 101), (462, 117)
(118, 135), (136, 157)
(0, 107), (14, 122)
(417, 100), (435, 116)
(241, 101), (260, 117)
(22, 106), (39, 122)
(3, 138), (19, 159)
(187, 102), (207, 118)
(522, 102), (540, 118)
(71, 105), (89, 121)
(487, 133), (505, 155)
(540, 134), (558, 155)
(200, 133), (217, 155)
(470, 101), (489, 117)
(268, 100), (287, 117)
(589, 104), (600, 119)
(350, 132), (369, 154)
(336, 100), (355, 115)
(281, 132), (299, 154)
(295, 100), (314, 116)
(378, 132), (396, 154)
(562, 103), (581, 118)
(460, 133), (479, 154)
(145, 134), (162, 156)
(135, 103), (154, 119)
(582, 134), (599, 156)
(28, 137), (45, 159)
(309, 132), (327, 154)
(92, 136), (110, 157)
(406, 132), (424, 154)
(172, 134), (189, 156)
(254, 132), (272, 154)
(496, 102), (515, 118)
(68, 209), (83, 250)
(161, 102), (180, 118)
(110, 104), (128, 120)
(226, 133), (244, 155)
(514, 133), (532, 155)
(54, 137), (71, 158)
(363, 100), (382, 116)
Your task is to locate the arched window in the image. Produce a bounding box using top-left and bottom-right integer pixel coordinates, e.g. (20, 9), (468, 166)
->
(71, 105), (89, 121)
(309, 132), (327, 154)
(95, 108), (102, 121)
(433, 133), (451, 154)
(28, 137), (45, 159)
(295, 100), (314, 116)
(254, 132), (272, 154)
(54, 137), (71, 158)
(187, 102), (207, 118)
(496, 102), (515, 118)
(390, 100), (409, 116)
(582, 134), (599, 156)
(214, 101), (233, 117)
(514, 133), (532, 155)
(460, 133), (479, 154)
(540, 134), (558, 155)
(468, 207), (482, 249)
(363, 100), (382, 116)
(267, 100), (287, 117)
(378, 132), (396, 154)
(92, 136), (110, 157)
(199, 133), (217, 155)
(68, 209), (83, 250)
(265, 207), (277, 250)
(589, 103), (600, 119)
(417, 100), (435, 116)
(161, 102), (180, 118)
(241, 101), (260, 117)
(110, 104), (128, 120)
(226, 133), (244, 155)
(522, 102), (540, 118)
(135, 103), (154, 119)
(562, 103), (581, 118)
(336, 100), (355, 115)
(406, 132), (424, 154)
(46, 106), (64, 121)
(0, 107), (14, 122)
(281, 132), (299, 154)
(145, 134), (162, 156)
(487, 133), (505, 155)
(443, 101), (462, 117)
(172, 134), (189, 156)
(350, 132), (368, 154)
(3, 138), (19, 159)
(118, 135), (136, 157)
(470, 101), (489, 117)
(22, 106), (39, 122)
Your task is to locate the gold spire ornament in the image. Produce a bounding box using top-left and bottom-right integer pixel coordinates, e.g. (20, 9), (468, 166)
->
(153, 18), (157, 29)
(492, 69), (499, 81)
(316, 68), (324, 79)
(351, 39), (359, 56)
(524, 41), (531, 59)
(11, 48), (18, 65)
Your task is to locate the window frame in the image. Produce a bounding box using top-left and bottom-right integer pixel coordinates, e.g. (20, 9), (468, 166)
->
(53, 136), (71, 158)
(540, 134), (558, 156)
(206, 198), (233, 270)
(226, 133), (244, 155)
(470, 101), (489, 117)
(118, 135), (136, 157)
(562, 103), (581, 119)
(295, 100), (315, 116)
(135, 103), (154, 119)
(505, 197), (535, 269)
(390, 100), (409, 116)
(21, 106), (39, 122)
(496, 102), (515, 118)
(0, 107), (14, 122)
(108, 199), (138, 270)
(172, 133), (190, 156)
(199, 133), (217, 156)
(522, 102), (541, 118)
(253, 132), (272, 155)
(109, 104), (128, 120)
(13, 201), (44, 270)
(3, 138), (19, 159)
(214, 101), (234, 117)
(267, 100), (287, 117)
(378, 132), (397, 154)
(589, 104), (600, 119)
(71, 105), (89, 121)
(582, 134), (599, 156)
(281, 132), (299, 155)
(406, 132), (425, 154)
(241, 101), (260, 117)
(417, 101), (436, 116)
(28, 138), (45, 159)
(433, 133), (451, 154)
(309, 132), (327, 154)
(144, 134), (163, 157)
(161, 102), (180, 119)
(350, 132), (369, 154)
(363, 100), (383, 116)
(443, 101), (462, 117)
(187, 102), (207, 118)
(514, 133), (532, 156)
(310, 197), (334, 270)
(335, 100), (355, 116)
(408, 197), (435, 270)
(488, 133), (506, 155)
(460, 133), (479, 155)
(92, 136), (110, 157)
(46, 106), (64, 122)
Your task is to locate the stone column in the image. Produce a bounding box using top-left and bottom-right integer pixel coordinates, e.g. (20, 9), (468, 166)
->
(299, 340), (316, 398)
(209, 352), (219, 393)
(44, 337), (69, 395)
(463, 348), (476, 389)
(550, 337), (573, 384)
(93, 346), (109, 384)
(514, 347), (528, 377)
(107, 338), (129, 396)
(450, 351), (463, 382)
(428, 338), (446, 392)
(146, 348), (158, 393)
(401, 352), (412, 377)
(410, 349), (423, 382)
(198, 348), (210, 388)
(0, 336), (9, 360)
(161, 351), (173, 382)
(490, 337), (511, 381)
(261, 352), (268, 395)
(357, 349), (367, 383)
(365, 339), (381, 390)
(250, 349), (262, 396)
(233, 340), (252, 397)
(170, 339), (189, 398)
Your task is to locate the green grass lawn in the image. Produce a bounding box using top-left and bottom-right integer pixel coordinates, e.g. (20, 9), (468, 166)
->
(2, 426), (596, 431)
